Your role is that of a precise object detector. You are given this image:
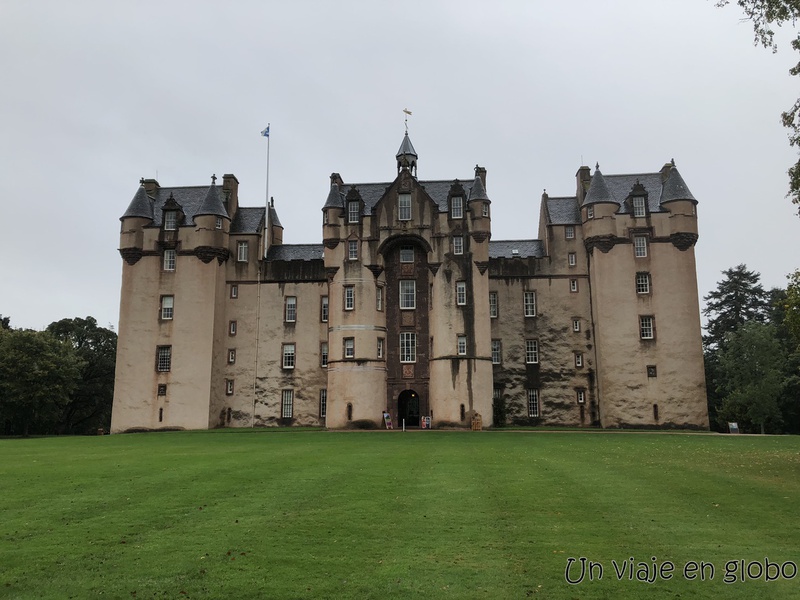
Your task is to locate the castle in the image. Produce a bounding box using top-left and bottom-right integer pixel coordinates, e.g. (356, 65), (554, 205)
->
(110, 134), (709, 432)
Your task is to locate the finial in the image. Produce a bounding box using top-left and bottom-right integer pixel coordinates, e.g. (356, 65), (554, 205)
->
(211, 174), (217, 185)
(671, 158), (675, 166)
(595, 162), (600, 171)
(270, 196), (274, 207)
(139, 177), (145, 185)
(403, 108), (412, 133)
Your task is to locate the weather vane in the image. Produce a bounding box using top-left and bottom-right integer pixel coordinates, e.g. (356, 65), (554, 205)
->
(403, 108), (412, 133)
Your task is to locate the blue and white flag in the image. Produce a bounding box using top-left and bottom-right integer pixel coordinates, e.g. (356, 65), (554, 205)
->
(261, 126), (270, 137)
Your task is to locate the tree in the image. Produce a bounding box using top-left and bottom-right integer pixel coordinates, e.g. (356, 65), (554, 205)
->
(717, 0), (800, 213)
(0, 329), (83, 436)
(716, 322), (786, 433)
(702, 264), (770, 349)
(785, 269), (800, 344)
(0, 315), (9, 330)
(45, 317), (117, 435)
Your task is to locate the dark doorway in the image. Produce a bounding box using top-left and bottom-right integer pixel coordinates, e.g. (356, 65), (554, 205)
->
(397, 389), (420, 427)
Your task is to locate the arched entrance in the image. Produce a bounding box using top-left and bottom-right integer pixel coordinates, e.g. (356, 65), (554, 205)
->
(397, 389), (421, 427)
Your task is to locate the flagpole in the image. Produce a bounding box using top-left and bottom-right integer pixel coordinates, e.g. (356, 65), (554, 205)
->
(263, 123), (271, 256)
(254, 124), (270, 428)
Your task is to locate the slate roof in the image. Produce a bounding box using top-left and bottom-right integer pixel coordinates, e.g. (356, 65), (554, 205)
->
(396, 133), (418, 160)
(580, 165), (696, 214)
(122, 184), (269, 232)
(489, 240), (545, 259)
(231, 207), (265, 234)
(266, 244), (324, 261)
(195, 183), (229, 219)
(545, 196), (580, 225)
(324, 178), (479, 215)
(468, 176), (489, 202)
(269, 204), (282, 228)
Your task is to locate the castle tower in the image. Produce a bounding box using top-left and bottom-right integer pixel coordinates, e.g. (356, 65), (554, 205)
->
(582, 162), (708, 428)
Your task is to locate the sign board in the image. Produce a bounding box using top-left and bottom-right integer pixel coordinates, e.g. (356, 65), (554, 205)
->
(383, 412), (393, 430)
(728, 422), (739, 434)
(420, 416), (431, 429)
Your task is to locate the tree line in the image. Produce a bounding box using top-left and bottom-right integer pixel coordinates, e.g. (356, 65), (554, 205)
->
(703, 265), (800, 433)
(0, 316), (116, 436)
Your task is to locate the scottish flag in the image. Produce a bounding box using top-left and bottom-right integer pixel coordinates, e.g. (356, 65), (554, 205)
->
(261, 126), (270, 137)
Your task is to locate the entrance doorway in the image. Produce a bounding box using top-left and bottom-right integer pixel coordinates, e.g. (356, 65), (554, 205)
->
(397, 390), (420, 427)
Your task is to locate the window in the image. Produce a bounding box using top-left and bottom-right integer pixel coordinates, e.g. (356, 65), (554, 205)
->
(457, 335), (467, 356)
(587, 206), (594, 220)
(400, 245), (414, 263)
(524, 291), (536, 317)
(491, 340), (502, 364)
(482, 202), (489, 217)
(527, 389), (540, 417)
(572, 318), (581, 332)
(575, 352), (583, 368)
(489, 292), (498, 318)
(400, 332), (416, 363)
(348, 201), (359, 224)
(565, 226), (575, 240)
(320, 342), (328, 367)
(282, 343), (296, 369)
(282, 389), (293, 418)
(321, 296), (329, 322)
(160, 295), (174, 320)
(453, 236), (464, 255)
(285, 296), (297, 322)
(632, 196), (646, 217)
(398, 194), (411, 221)
(640, 316), (655, 340)
(157, 384), (167, 396)
(570, 279), (578, 293)
(229, 320), (237, 336)
(400, 280), (416, 309)
(163, 211), (177, 230)
(230, 285), (238, 299)
(348, 240), (358, 261)
(163, 249), (176, 271)
(634, 235), (648, 258)
(228, 349), (236, 364)
(215, 217), (222, 230)
(377, 337), (384, 359)
(344, 286), (355, 311)
(525, 339), (539, 364)
(156, 346), (172, 372)
(451, 196), (463, 219)
(319, 389), (327, 419)
(376, 286), (383, 311)
(636, 272), (651, 294)
(344, 338), (354, 359)
(226, 379), (234, 395)
(568, 252), (577, 267)
(577, 389), (586, 404)
(456, 281), (467, 306)
(234, 241), (248, 262)
(647, 365), (658, 378)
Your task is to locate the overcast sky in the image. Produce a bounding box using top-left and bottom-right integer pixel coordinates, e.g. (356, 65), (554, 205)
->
(2, 0), (799, 331)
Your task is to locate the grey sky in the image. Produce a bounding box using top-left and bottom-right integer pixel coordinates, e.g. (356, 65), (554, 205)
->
(2, 0), (798, 331)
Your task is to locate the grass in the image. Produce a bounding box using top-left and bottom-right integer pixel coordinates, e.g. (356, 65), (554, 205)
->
(1, 430), (799, 599)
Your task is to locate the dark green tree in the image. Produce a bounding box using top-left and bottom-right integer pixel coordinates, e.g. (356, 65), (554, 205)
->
(702, 264), (770, 349)
(0, 329), (83, 436)
(717, 0), (800, 213)
(716, 322), (786, 433)
(46, 317), (117, 434)
(0, 315), (9, 330)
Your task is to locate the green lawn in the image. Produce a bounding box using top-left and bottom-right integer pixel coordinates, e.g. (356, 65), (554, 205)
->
(1, 430), (799, 599)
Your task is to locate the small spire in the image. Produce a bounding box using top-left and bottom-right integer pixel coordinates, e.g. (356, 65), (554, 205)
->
(211, 174), (217, 185)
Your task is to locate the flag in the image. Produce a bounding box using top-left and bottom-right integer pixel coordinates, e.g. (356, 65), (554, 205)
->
(261, 126), (270, 137)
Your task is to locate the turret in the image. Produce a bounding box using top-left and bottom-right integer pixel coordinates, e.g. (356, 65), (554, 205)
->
(119, 181), (154, 265)
(396, 132), (418, 176)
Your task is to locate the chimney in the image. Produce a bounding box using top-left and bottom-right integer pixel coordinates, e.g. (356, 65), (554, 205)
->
(660, 159), (675, 183)
(330, 172), (345, 187)
(222, 174), (239, 214)
(474, 165), (487, 187)
(142, 178), (160, 196)
(575, 166), (591, 203)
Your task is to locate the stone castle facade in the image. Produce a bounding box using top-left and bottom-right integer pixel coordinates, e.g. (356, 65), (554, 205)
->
(111, 134), (709, 432)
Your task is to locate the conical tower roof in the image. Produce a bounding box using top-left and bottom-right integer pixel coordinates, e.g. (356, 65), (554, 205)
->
(195, 176), (229, 219)
(660, 164), (697, 204)
(323, 183), (343, 209)
(469, 175), (489, 202)
(121, 183), (154, 220)
(582, 166), (616, 206)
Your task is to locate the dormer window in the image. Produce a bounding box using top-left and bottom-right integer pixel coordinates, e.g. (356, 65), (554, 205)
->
(632, 196), (646, 217)
(163, 211), (177, 231)
(348, 201), (360, 224)
(451, 197), (463, 219)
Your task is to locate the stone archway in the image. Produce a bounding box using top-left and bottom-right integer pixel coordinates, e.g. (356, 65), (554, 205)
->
(397, 389), (421, 427)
